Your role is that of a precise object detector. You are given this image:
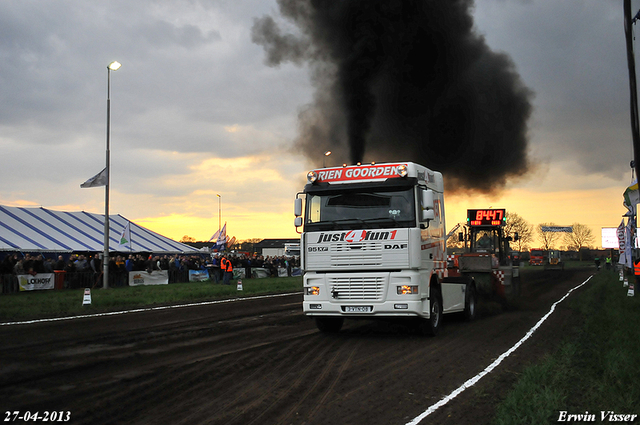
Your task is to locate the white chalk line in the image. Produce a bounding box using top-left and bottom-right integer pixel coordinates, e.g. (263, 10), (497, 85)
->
(405, 275), (593, 425)
(0, 291), (303, 326)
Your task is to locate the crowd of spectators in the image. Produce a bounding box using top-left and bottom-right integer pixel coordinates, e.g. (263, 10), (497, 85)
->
(0, 253), (211, 288)
(0, 251), (300, 290)
(209, 253), (300, 280)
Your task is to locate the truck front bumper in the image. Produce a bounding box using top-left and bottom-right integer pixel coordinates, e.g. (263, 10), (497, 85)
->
(303, 300), (425, 317)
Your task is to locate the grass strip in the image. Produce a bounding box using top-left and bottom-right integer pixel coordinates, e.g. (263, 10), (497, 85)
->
(0, 277), (302, 322)
(492, 270), (640, 424)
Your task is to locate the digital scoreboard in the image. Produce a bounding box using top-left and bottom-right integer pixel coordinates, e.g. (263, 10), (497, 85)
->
(467, 209), (506, 226)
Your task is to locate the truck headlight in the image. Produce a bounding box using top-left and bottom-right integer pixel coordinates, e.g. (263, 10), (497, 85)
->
(396, 165), (408, 177)
(305, 286), (320, 296)
(307, 171), (319, 183)
(397, 285), (418, 295)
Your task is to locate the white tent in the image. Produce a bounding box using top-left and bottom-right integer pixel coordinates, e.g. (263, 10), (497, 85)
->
(0, 205), (198, 254)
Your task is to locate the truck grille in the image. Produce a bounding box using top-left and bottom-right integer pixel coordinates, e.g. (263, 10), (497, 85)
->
(331, 242), (383, 267)
(328, 275), (385, 300)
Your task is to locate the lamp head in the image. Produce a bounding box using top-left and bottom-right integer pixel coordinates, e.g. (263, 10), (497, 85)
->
(108, 61), (122, 71)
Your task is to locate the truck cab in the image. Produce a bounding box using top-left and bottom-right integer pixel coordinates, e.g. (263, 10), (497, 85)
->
(529, 249), (544, 266)
(294, 162), (475, 335)
(450, 209), (520, 300)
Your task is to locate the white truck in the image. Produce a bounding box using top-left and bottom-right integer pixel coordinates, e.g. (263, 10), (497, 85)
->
(294, 162), (476, 335)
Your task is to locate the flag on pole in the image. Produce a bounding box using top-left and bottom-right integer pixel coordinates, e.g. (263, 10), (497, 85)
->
(626, 217), (636, 258)
(623, 181), (639, 215)
(80, 168), (108, 188)
(118, 221), (131, 249)
(618, 219), (630, 267)
(209, 229), (220, 242)
(216, 223), (227, 251)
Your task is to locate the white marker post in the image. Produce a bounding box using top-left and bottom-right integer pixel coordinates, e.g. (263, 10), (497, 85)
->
(82, 288), (92, 306)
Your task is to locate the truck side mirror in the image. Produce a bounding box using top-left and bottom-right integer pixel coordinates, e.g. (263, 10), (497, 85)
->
(294, 216), (303, 228)
(458, 232), (464, 242)
(422, 210), (435, 222)
(421, 189), (435, 221)
(294, 198), (302, 217)
(513, 232), (519, 242)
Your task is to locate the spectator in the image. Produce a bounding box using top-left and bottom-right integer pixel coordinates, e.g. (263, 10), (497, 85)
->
(34, 255), (46, 273)
(211, 254), (221, 283)
(0, 256), (9, 275)
(90, 255), (101, 274)
(43, 258), (54, 273)
(64, 258), (76, 273)
(133, 255), (146, 271)
(114, 255), (127, 286)
(159, 255), (170, 270)
(222, 254), (233, 285)
(242, 255), (252, 279)
(75, 255), (89, 272)
(125, 255), (134, 272)
(23, 254), (36, 275)
(14, 258), (25, 275)
(146, 255), (160, 272)
(54, 255), (66, 271)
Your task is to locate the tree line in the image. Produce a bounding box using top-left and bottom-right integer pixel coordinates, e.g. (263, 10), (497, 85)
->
(181, 213), (597, 254)
(448, 212), (596, 252)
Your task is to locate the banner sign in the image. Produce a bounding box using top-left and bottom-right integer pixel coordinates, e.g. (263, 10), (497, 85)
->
(626, 219), (636, 268)
(617, 221), (626, 251)
(603, 226), (623, 249)
(128, 270), (168, 286)
(189, 270), (210, 282)
(314, 163), (405, 183)
(18, 273), (55, 291)
(540, 226), (573, 233)
(252, 268), (270, 278)
(277, 267), (302, 277)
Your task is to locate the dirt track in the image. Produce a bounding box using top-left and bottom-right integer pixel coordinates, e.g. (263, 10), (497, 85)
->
(0, 267), (594, 425)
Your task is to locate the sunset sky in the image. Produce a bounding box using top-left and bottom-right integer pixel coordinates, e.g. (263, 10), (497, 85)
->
(0, 0), (636, 247)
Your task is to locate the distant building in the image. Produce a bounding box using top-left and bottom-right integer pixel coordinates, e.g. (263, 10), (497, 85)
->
(185, 238), (300, 257)
(255, 239), (300, 257)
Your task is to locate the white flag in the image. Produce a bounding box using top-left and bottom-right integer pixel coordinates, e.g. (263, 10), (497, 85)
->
(626, 218), (636, 266)
(81, 168), (108, 188)
(618, 219), (630, 267)
(624, 181), (639, 215)
(215, 223), (227, 251)
(118, 222), (131, 249)
(208, 229), (220, 242)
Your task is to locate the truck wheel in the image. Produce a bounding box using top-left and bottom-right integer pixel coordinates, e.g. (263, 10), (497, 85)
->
(419, 287), (442, 336)
(315, 317), (344, 333)
(464, 283), (477, 321)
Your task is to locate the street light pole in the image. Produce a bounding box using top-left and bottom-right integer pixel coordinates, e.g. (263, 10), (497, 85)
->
(624, 1), (640, 182)
(217, 194), (221, 233)
(104, 60), (121, 289)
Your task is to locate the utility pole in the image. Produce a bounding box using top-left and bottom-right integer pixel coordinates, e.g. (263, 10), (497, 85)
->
(624, 0), (640, 181)
(624, 1), (640, 274)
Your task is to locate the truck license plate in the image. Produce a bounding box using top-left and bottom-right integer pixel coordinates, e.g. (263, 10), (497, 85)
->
(344, 306), (372, 313)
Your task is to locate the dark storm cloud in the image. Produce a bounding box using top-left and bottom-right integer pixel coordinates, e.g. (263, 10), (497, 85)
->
(251, 15), (310, 66)
(252, 0), (534, 192)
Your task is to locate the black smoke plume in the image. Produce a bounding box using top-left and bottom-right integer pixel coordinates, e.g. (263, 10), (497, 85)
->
(252, 0), (533, 192)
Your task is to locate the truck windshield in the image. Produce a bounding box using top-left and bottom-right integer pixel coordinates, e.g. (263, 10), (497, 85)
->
(305, 187), (415, 231)
(470, 229), (499, 254)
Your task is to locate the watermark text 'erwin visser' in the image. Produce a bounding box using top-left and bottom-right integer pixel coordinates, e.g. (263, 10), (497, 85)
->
(557, 410), (638, 422)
